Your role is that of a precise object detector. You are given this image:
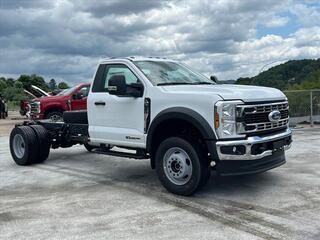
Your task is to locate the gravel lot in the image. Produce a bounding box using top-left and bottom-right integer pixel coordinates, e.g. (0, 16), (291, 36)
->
(1, 114), (320, 240)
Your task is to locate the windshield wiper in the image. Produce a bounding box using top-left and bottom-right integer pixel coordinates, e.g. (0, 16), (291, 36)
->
(157, 82), (214, 86)
(157, 82), (193, 86)
(190, 82), (214, 85)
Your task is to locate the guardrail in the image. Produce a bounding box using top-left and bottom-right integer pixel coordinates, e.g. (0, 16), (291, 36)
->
(284, 89), (320, 126)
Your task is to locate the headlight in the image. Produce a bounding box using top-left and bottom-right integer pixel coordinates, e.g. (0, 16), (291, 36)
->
(32, 101), (41, 113)
(215, 100), (244, 139)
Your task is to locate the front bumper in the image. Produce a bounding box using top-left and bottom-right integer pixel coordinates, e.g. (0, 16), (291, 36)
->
(214, 128), (292, 176)
(216, 128), (292, 161)
(216, 150), (286, 176)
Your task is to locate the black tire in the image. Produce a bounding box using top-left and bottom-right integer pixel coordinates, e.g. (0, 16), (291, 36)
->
(9, 126), (40, 165)
(63, 111), (88, 124)
(45, 110), (63, 122)
(84, 142), (95, 152)
(155, 137), (210, 196)
(30, 125), (50, 163)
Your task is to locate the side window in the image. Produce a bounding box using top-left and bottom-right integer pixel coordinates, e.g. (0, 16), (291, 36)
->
(104, 65), (138, 90)
(91, 64), (138, 93)
(92, 64), (106, 92)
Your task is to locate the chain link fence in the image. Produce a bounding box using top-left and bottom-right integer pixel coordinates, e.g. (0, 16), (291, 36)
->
(284, 90), (320, 126)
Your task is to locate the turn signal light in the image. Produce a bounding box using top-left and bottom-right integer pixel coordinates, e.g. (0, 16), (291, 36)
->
(215, 112), (220, 129)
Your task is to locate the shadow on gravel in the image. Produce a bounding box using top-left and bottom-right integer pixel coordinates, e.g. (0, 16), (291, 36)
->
(37, 148), (293, 240)
(45, 147), (280, 198)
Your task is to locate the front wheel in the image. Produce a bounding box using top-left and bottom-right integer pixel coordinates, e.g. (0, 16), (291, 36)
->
(84, 142), (94, 152)
(155, 137), (210, 196)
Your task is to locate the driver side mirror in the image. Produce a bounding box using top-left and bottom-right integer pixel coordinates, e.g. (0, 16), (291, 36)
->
(72, 92), (84, 100)
(108, 75), (127, 96)
(108, 75), (144, 98)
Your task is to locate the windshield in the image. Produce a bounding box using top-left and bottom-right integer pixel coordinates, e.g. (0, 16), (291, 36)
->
(134, 61), (214, 86)
(57, 86), (77, 96)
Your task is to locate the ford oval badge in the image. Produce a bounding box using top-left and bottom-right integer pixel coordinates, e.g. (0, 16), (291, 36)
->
(268, 110), (281, 122)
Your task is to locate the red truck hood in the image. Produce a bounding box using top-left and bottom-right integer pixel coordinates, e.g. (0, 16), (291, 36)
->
(33, 95), (69, 103)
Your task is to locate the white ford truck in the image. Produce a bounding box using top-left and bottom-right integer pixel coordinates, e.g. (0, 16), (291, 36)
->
(9, 57), (292, 195)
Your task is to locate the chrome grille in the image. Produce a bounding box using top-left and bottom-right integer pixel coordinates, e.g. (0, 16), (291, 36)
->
(237, 101), (289, 134)
(243, 109), (289, 124)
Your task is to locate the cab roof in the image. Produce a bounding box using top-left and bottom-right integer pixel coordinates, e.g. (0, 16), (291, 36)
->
(100, 56), (176, 63)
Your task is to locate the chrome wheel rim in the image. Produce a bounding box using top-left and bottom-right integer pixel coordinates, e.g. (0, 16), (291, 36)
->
(49, 114), (62, 122)
(13, 134), (25, 159)
(163, 147), (192, 185)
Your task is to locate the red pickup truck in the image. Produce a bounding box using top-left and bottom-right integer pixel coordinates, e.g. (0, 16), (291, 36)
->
(30, 83), (90, 121)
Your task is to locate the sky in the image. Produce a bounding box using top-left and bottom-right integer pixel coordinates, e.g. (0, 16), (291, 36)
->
(0, 0), (319, 85)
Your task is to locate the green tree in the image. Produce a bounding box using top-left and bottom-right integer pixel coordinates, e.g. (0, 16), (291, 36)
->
(58, 81), (69, 89)
(6, 78), (15, 87)
(17, 74), (49, 92)
(2, 86), (25, 102)
(14, 81), (23, 89)
(48, 78), (57, 91)
(237, 77), (252, 85)
(0, 78), (7, 92)
(236, 58), (320, 90)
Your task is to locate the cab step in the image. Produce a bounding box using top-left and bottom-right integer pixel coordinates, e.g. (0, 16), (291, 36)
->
(92, 148), (149, 159)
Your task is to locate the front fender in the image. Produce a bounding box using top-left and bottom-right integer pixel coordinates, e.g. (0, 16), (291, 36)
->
(146, 107), (218, 166)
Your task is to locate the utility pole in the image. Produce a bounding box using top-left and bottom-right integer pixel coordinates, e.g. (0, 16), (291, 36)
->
(310, 90), (313, 127)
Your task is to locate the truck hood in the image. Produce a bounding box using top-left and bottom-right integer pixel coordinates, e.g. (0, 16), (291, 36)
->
(33, 95), (69, 103)
(30, 85), (50, 97)
(160, 84), (286, 102)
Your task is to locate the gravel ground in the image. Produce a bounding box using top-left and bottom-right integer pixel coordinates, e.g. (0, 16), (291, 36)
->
(0, 111), (27, 136)
(1, 117), (320, 239)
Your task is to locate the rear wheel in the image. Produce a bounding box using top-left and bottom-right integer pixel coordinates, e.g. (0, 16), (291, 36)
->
(155, 137), (210, 196)
(30, 125), (50, 163)
(10, 126), (39, 165)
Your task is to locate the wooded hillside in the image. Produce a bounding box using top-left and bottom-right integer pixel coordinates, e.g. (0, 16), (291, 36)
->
(236, 59), (320, 90)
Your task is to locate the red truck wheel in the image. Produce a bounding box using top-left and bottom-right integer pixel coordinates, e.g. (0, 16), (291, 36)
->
(46, 111), (63, 122)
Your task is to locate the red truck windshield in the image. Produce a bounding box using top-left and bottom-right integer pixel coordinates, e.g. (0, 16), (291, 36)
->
(57, 86), (77, 96)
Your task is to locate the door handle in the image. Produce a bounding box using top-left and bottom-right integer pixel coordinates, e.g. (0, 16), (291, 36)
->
(94, 101), (106, 106)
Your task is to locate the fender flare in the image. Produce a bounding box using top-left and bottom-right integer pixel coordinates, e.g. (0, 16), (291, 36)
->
(146, 107), (218, 164)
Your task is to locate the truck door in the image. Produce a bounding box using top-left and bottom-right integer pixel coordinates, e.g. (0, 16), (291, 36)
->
(71, 85), (89, 110)
(88, 63), (146, 148)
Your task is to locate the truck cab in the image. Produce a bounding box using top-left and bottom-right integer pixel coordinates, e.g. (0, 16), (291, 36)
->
(9, 57), (292, 196)
(30, 83), (90, 121)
